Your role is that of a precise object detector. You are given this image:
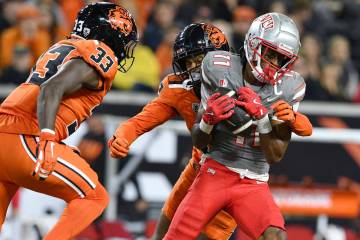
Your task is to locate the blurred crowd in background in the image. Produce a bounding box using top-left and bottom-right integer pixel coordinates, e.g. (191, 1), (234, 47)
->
(1, 0), (360, 102)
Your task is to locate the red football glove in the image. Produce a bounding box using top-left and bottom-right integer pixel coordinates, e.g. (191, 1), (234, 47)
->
(236, 87), (268, 120)
(271, 100), (295, 124)
(202, 92), (235, 125)
(32, 129), (58, 181)
(108, 136), (130, 158)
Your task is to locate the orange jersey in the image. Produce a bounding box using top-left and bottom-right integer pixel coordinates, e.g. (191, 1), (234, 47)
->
(115, 73), (200, 144)
(0, 38), (118, 141)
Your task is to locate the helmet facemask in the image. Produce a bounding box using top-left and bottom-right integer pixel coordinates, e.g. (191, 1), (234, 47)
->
(186, 53), (204, 86)
(247, 37), (298, 85)
(173, 52), (205, 83)
(172, 52), (205, 98)
(118, 39), (138, 73)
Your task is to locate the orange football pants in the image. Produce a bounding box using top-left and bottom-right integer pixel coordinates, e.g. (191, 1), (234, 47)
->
(162, 156), (237, 240)
(0, 132), (109, 239)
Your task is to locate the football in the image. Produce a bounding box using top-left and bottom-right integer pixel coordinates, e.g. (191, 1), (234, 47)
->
(215, 87), (253, 135)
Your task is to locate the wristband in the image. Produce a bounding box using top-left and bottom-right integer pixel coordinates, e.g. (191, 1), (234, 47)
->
(40, 128), (56, 141)
(41, 128), (56, 135)
(199, 119), (214, 134)
(257, 115), (272, 134)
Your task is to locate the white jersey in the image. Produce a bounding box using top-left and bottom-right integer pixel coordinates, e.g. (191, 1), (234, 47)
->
(200, 50), (306, 179)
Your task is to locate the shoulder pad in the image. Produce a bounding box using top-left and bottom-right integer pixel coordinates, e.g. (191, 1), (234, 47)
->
(201, 51), (244, 106)
(71, 39), (118, 81)
(167, 73), (188, 84)
(158, 73), (190, 95)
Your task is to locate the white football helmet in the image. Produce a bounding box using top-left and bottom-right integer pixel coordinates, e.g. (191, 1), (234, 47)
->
(244, 12), (300, 85)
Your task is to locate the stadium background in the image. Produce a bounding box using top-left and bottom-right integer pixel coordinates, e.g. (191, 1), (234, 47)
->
(0, 0), (359, 239)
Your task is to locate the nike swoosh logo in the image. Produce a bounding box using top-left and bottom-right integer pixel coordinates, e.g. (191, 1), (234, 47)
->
(266, 96), (280, 102)
(253, 99), (260, 104)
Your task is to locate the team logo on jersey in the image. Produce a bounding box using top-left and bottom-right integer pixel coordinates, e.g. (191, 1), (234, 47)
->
(108, 6), (133, 36)
(203, 24), (228, 48)
(219, 79), (228, 87)
(259, 14), (274, 31)
(207, 167), (216, 175)
(266, 95), (280, 102)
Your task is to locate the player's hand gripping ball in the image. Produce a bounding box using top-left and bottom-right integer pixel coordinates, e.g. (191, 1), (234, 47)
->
(236, 87), (268, 120)
(215, 87), (253, 134)
(202, 91), (235, 125)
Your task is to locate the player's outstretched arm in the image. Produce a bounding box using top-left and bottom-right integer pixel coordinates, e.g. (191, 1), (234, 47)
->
(109, 99), (176, 158)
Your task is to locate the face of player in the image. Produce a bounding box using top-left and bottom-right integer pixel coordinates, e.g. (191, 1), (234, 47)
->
(185, 53), (205, 73)
(260, 46), (291, 69)
(249, 44), (293, 84)
(185, 53), (205, 83)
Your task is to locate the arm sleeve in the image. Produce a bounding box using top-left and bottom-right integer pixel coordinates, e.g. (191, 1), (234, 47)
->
(114, 97), (177, 144)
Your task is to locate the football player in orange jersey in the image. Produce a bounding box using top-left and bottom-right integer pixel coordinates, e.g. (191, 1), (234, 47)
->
(0, 2), (138, 239)
(108, 23), (312, 239)
(109, 23), (235, 240)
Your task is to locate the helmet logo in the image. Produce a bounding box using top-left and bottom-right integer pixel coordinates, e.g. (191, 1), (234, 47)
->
(83, 27), (90, 37)
(259, 14), (274, 31)
(108, 6), (133, 36)
(203, 24), (228, 48)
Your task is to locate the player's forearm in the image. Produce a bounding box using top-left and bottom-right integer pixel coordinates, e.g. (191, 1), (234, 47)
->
(191, 123), (212, 150)
(114, 120), (148, 145)
(114, 102), (174, 144)
(260, 124), (291, 164)
(260, 134), (288, 164)
(37, 85), (63, 131)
